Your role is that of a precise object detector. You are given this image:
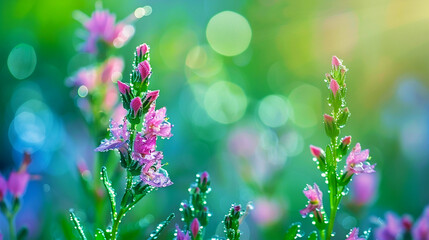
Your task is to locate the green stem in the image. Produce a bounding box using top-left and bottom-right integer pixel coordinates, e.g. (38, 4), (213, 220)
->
(326, 137), (338, 240)
(110, 171), (134, 240)
(320, 229), (326, 240)
(8, 215), (16, 240)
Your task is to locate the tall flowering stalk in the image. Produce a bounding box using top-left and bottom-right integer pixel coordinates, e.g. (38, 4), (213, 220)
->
(67, 4), (147, 229)
(0, 152), (33, 240)
(285, 57), (375, 239)
(176, 172), (252, 240)
(69, 43), (174, 240)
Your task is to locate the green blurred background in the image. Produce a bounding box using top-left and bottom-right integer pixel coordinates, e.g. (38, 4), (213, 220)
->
(1, 0), (429, 239)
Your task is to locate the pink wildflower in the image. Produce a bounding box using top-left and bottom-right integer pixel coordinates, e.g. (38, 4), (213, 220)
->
(133, 133), (157, 156)
(412, 206), (429, 240)
(375, 212), (404, 240)
(144, 105), (172, 138)
(101, 57), (124, 83)
(69, 67), (97, 91)
(346, 143), (375, 175)
(175, 224), (190, 240)
(136, 43), (149, 57)
(300, 183), (323, 217)
(95, 118), (129, 154)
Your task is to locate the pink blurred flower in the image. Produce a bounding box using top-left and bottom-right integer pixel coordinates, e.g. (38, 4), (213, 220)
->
(350, 173), (378, 206)
(330, 79), (340, 96)
(101, 57), (124, 83)
(144, 105), (172, 138)
(346, 143), (375, 175)
(191, 218), (200, 239)
(8, 171), (30, 198)
(103, 86), (118, 111)
(0, 174), (7, 201)
(252, 198), (282, 226)
(413, 206), (429, 240)
(346, 228), (365, 240)
(227, 127), (259, 158)
(69, 67), (97, 91)
(375, 212), (404, 240)
(300, 183), (323, 217)
(112, 105), (127, 123)
(138, 60), (151, 80)
(82, 10), (132, 53)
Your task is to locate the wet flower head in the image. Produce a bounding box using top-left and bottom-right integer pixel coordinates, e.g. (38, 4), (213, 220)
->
(300, 183), (323, 217)
(346, 143), (375, 175)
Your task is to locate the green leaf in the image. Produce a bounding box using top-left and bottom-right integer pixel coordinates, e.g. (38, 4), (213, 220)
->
(95, 229), (107, 240)
(101, 166), (118, 222)
(307, 231), (318, 240)
(284, 222), (302, 240)
(17, 227), (28, 240)
(146, 213), (175, 240)
(69, 209), (87, 240)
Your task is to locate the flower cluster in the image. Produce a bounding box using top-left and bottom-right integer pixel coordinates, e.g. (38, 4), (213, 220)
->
(286, 56), (376, 239)
(70, 43), (175, 240)
(375, 206), (429, 240)
(95, 43), (173, 188)
(0, 152), (32, 240)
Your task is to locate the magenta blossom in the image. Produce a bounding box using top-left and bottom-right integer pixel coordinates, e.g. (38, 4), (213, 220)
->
(346, 143), (375, 175)
(346, 228), (365, 240)
(332, 56), (341, 67)
(8, 171), (30, 198)
(310, 145), (324, 158)
(330, 79), (340, 96)
(191, 218), (200, 239)
(375, 212), (404, 240)
(138, 60), (151, 80)
(144, 105), (172, 138)
(140, 167), (173, 188)
(350, 173), (378, 206)
(69, 67), (97, 91)
(412, 206), (429, 240)
(117, 80), (131, 95)
(130, 97), (142, 117)
(137, 43), (149, 57)
(82, 10), (131, 53)
(175, 224), (190, 240)
(145, 90), (159, 105)
(133, 133), (157, 156)
(0, 174), (7, 201)
(300, 183), (323, 217)
(101, 57), (124, 83)
(95, 118), (129, 154)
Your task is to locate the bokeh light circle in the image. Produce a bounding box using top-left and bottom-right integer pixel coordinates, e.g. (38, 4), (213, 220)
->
(206, 11), (252, 56)
(258, 95), (290, 127)
(7, 43), (37, 79)
(204, 81), (247, 124)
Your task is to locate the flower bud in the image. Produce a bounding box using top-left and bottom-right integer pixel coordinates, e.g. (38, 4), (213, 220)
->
(191, 218), (200, 239)
(138, 60), (151, 81)
(130, 97), (142, 117)
(330, 79), (340, 97)
(200, 206), (210, 226)
(337, 107), (350, 127)
(8, 171), (30, 198)
(332, 56), (341, 67)
(339, 136), (352, 155)
(143, 90), (159, 109)
(198, 171), (210, 193)
(310, 145), (326, 171)
(136, 43), (149, 57)
(324, 114), (339, 138)
(117, 80), (131, 95)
